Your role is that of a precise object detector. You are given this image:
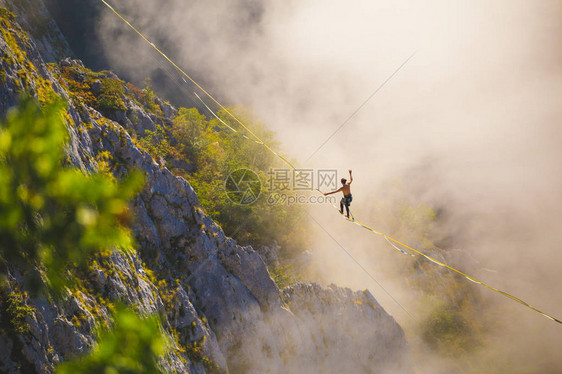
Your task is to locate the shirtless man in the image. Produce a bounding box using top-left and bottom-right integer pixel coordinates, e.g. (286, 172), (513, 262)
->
(324, 170), (353, 218)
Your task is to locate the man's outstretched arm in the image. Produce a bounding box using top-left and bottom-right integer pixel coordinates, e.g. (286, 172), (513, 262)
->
(324, 187), (342, 196)
(348, 169), (353, 184)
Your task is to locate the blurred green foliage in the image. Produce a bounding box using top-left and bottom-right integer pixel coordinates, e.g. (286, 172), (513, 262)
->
(0, 97), (143, 292)
(0, 97), (170, 372)
(56, 305), (168, 374)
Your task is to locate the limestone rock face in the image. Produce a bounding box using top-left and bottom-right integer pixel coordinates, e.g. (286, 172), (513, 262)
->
(281, 283), (413, 374)
(0, 2), (414, 373)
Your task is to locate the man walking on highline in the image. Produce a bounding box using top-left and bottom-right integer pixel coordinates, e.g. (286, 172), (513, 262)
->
(324, 170), (353, 218)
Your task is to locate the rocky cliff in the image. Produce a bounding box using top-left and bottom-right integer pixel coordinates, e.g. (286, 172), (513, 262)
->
(0, 1), (413, 373)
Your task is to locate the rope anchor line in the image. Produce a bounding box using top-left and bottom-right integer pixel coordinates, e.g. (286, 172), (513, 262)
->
(99, 0), (562, 325)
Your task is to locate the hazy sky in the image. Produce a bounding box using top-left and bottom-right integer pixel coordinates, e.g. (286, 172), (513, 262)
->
(97, 1), (562, 371)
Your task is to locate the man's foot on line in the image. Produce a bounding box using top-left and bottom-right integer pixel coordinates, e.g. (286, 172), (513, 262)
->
(339, 210), (343, 215)
(345, 215), (350, 219)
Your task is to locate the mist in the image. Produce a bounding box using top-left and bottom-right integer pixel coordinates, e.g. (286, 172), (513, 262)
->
(96, 0), (562, 372)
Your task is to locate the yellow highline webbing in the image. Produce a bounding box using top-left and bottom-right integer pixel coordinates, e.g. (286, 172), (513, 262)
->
(99, 0), (562, 325)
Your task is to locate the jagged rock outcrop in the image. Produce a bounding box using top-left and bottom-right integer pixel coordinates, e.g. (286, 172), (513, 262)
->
(0, 2), (414, 373)
(0, 0), (70, 63)
(281, 283), (412, 374)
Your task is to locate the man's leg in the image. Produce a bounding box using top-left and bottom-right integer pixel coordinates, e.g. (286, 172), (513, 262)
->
(339, 200), (344, 214)
(345, 203), (350, 217)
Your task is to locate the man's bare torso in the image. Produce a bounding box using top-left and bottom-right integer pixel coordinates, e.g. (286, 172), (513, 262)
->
(340, 184), (351, 195)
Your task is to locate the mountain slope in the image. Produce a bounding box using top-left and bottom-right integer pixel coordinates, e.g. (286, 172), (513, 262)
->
(0, 2), (413, 373)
